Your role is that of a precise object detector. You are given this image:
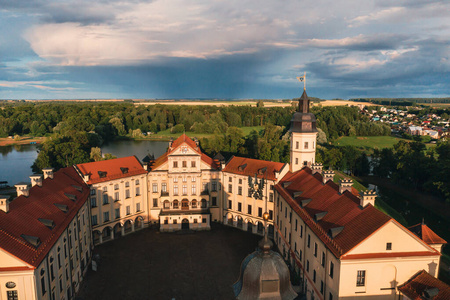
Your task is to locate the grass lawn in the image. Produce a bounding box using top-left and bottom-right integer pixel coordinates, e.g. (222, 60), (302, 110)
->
(148, 126), (265, 140)
(333, 136), (404, 150)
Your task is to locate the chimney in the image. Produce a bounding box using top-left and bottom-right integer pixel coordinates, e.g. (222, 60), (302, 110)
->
(322, 170), (335, 184)
(42, 168), (54, 179)
(30, 174), (43, 187)
(311, 163), (323, 175)
(360, 190), (377, 207)
(83, 174), (90, 182)
(0, 197), (9, 213)
(15, 183), (29, 197)
(168, 137), (174, 149)
(339, 179), (353, 194)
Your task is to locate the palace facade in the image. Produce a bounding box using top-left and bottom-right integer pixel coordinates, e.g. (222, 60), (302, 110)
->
(0, 90), (448, 300)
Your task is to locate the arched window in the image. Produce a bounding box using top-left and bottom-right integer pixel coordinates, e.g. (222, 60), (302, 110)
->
(163, 200), (170, 209)
(201, 199), (207, 208)
(191, 199), (197, 209)
(173, 200), (179, 209)
(182, 199), (189, 210)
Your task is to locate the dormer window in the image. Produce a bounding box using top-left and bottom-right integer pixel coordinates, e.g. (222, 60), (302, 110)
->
(98, 171), (107, 178)
(120, 167), (129, 174)
(386, 242), (392, 250)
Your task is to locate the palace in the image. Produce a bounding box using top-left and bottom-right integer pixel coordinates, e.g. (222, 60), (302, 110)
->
(0, 90), (448, 300)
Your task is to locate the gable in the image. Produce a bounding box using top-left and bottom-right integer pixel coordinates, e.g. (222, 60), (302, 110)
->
(169, 143), (200, 156)
(345, 220), (435, 256)
(0, 248), (32, 269)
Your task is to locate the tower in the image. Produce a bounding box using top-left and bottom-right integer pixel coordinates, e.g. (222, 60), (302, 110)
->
(289, 89), (318, 172)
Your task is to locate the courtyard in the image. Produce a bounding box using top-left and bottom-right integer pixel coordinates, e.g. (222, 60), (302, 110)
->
(76, 223), (262, 300)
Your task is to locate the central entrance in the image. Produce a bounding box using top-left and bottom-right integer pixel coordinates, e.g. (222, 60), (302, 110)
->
(182, 218), (190, 230)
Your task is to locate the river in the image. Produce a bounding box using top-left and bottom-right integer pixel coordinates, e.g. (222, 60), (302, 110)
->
(0, 140), (168, 186)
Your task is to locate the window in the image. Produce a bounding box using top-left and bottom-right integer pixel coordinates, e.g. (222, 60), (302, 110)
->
(103, 212), (109, 222)
(162, 183), (167, 192)
(90, 197), (97, 207)
(50, 257), (55, 280)
(182, 185), (187, 195)
(258, 207), (262, 217)
(202, 218), (206, 223)
(136, 179), (140, 185)
(212, 197), (217, 206)
(173, 200), (179, 209)
(296, 141), (299, 149)
(114, 192), (119, 201)
(174, 185), (179, 195)
(238, 186), (242, 195)
(329, 262), (334, 278)
(182, 177), (187, 183)
(191, 161), (196, 167)
(356, 270), (366, 286)
(269, 210), (273, 220)
(126, 206), (131, 215)
(228, 200), (232, 209)
(211, 181), (217, 191)
(136, 203), (141, 212)
(194, 219), (198, 223)
(182, 161), (187, 168)
(153, 198), (158, 207)
(192, 176), (196, 182)
(386, 242), (392, 250)
(164, 218), (168, 224)
(173, 161), (178, 168)
(329, 293), (333, 300)
(191, 185), (196, 195)
(248, 188), (252, 197)
(152, 183), (158, 193)
(320, 281), (324, 294)
(125, 189), (130, 198)
(321, 252), (325, 267)
(295, 158), (298, 165)
(201, 199), (207, 208)
(90, 189), (96, 195)
(228, 184), (232, 193)
(114, 184), (119, 190)
(41, 271), (46, 295)
(307, 234), (311, 248)
(285, 207), (287, 218)
(313, 270), (316, 282)
(248, 205), (252, 215)
(229, 177), (232, 182)
(303, 161), (308, 166)
(125, 181), (130, 188)
(102, 194), (108, 205)
(295, 219), (298, 231)
(299, 250), (302, 261)
(300, 225), (303, 238)
(115, 208), (120, 219)
(304, 142), (309, 149)
(103, 186), (107, 192)
(269, 193), (273, 202)
(306, 260), (310, 272)
(238, 203), (242, 212)
(314, 243), (318, 257)
(192, 200), (197, 208)
(136, 187), (140, 196)
(173, 219), (177, 224)
(92, 215), (98, 226)
(239, 178), (242, 184)
(173, 177), (178, 183)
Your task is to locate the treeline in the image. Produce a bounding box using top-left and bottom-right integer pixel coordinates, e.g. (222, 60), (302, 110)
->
(0, 102), (294, 139)
(351, 98), (450, 105)
(371, 140), (450, 203)
(312, 106), (391, 140)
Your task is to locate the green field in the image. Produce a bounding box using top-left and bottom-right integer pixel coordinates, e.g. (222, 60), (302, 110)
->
(333, 136), (404, 149)
(144, 126), (265, 140)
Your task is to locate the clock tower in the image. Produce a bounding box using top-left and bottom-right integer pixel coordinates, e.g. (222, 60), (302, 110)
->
(289, 89), (318, 173)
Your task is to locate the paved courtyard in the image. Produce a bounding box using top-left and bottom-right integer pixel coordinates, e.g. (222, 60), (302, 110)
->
(76, 223), (261, 300)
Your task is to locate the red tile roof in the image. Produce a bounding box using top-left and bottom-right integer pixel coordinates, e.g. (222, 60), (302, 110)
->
(0, 167), (90, 268)
(275, 167), (392, 258)
(223, 156), (286, 181)
(398, 270), (450, 300)
(76, 156), (147, 184)
(409, 223), (447, 245)
(151, 134), (219, 170)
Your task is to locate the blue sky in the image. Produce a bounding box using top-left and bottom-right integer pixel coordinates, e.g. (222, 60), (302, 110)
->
(0, 0), (449, 100)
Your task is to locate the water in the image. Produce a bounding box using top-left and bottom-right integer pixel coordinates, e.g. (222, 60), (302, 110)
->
(0, 140), (168, 186)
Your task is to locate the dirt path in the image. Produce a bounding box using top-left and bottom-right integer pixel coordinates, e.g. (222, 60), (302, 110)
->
(361, 176), (450, 219)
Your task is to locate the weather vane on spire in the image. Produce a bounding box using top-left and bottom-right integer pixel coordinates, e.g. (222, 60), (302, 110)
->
(296, 72), (306, 91)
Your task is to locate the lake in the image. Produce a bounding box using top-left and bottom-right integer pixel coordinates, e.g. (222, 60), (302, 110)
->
(0, 140), (168, 186)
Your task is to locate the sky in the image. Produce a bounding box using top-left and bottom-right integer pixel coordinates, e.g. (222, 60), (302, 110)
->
(0, 0), (449, 100)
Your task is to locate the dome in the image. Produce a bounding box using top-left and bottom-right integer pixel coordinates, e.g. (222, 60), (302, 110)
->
(233, 238), (298, 300)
